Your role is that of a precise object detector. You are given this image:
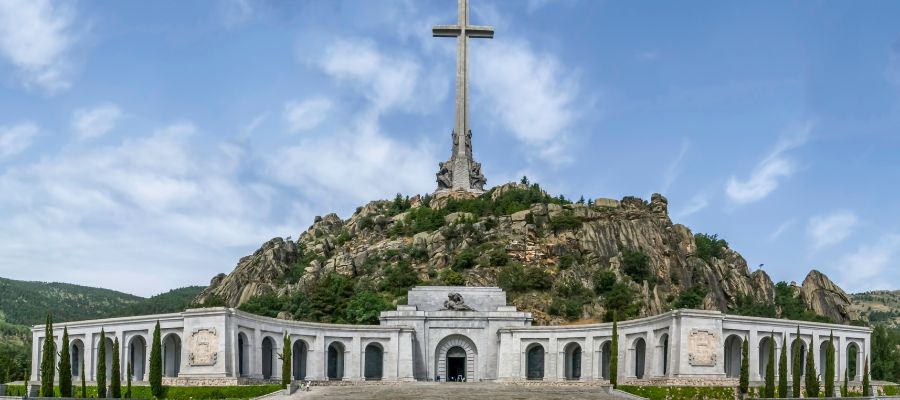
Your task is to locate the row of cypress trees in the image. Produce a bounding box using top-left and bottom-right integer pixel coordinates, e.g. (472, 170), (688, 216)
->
(37, 315), (165, 398)
(757, 326), (870, 398)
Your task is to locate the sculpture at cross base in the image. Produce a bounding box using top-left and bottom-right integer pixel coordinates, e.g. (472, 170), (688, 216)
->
(442, 292), (475, 311)
(433, 0), (492, 194)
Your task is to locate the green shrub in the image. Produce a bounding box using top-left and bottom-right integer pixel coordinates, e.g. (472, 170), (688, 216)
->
(617, 385), (736, 400)
(488, 248), (509, 266)
(673, 286), (705, 309)
(497, 262), (551, 293)
(603, 282), (639, 321)
(884, 385), (899, 396)
(694, 233), (728, 262)
(548, 278), (593, 320)
(450, 249), (477, 271)
(549, 211), (581, 232)
(620, 249), (654, 284)
(344, 291), (391, 324)
(380, 260), (419, 295)
(440, 269), (466, 285)
(593, 270), (617, 295)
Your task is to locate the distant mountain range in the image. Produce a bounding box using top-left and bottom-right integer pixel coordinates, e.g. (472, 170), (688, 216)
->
(851, 290), (900, 327)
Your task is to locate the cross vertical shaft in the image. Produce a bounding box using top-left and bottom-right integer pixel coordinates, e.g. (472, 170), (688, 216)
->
(433, 0), (493, 193)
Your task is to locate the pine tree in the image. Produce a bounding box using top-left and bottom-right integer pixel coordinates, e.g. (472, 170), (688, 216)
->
(81, 360), (87, 398)
(150, 321), (163, 398)
(59, 327), (72, 397)
(126, 362), (132, 399)
(281, 331), (292, 387)
(97, 328), (107, 399)
(862, 356), (871, 396)
(611, 315), (619, 388)
(765, 333), (776, 398)
(792, 327), (801, 398)
(825, 331), (835, 397)
(40, 313), (56, 397)
(804, 340), (819, 397)
(841, 367), (849, 397)
(778, 337), (788, 398)
(740, 336), (749, 395)
(111, 337), (121, 398)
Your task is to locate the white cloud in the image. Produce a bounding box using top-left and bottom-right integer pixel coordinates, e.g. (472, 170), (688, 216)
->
(0, 122), (299, 296)
(807, 211), (858, 249)
(836, 234), (900, 293)
(768, 218), (796, 242)
(472, 39), (581, 163)
(72, 104), (123, 139)
(0, 0), (77, 93)
(283, 99), (332, 133)
(725, 121), (812, 204)
(673, 194), (708, 220)
(0, 122), (39, 158)
(661, 138), (690, 195)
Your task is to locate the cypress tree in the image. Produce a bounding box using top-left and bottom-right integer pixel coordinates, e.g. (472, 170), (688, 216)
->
(40, 313), (56, 397)
(825, 331), (835, 397)
(126, 361), (132, 399)
(111, 338), (121, 398)
(610, 314), (619, 388)
(97, 328), (107, 399)
(778, 337), (788, 398)
(739, 336), (749, 395)
(281, 332), (292, 387)
(792, 327), (801, 398)
(81, 359), (86, 399)
(150, 321), (163, 398)
(862, 356), (870, 397)
(804, 340), (819, 397)
(59, 327), (72, 397)
(841, 367), (849, 397)
(765, 332), (775, 398)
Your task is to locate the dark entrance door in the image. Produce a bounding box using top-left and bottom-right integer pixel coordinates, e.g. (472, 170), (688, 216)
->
(364, 344), (383, 380)
(446, 346), (467, 382)
(526, 345), (544, 380)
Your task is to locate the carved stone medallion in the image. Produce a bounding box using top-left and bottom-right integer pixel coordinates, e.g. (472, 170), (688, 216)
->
(189, 328), (218, 366)
(687, 329), (718, 367)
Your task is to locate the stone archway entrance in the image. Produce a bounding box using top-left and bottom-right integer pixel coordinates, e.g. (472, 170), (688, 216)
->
(435, 335), (477, 382)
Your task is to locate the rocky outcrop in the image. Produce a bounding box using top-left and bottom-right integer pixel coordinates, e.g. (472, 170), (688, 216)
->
(801, 270), (857, 324)
(196, 183), (855, 325)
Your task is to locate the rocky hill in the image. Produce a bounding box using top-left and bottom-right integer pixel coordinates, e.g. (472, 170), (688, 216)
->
(851, 290), (900, 327)
(196, 182), (858, 326)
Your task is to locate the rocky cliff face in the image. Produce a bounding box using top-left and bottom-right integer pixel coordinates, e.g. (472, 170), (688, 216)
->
(196, 182), (855, 325)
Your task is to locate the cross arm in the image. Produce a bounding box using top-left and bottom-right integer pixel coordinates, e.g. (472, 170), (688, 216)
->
(465, 25), (494, 38)
(433, 25), (462, 37)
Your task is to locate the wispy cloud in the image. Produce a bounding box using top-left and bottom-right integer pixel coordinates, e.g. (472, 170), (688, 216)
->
(836, 234), (900, 293)
(661, 138), (690, 195)
(768, 218), (796, 242)
(473, 39), (581, 164)
(725, 121), (812, 204)
(0, 122), (39, 159)
(673, 194), (709, 220)
(0, 0), (79, 93)
(72, 104), (122, 140)
(807, 211), (858, 249)
(283, 99), (332, 133)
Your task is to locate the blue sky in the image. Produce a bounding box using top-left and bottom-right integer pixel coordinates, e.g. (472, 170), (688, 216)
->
(1, 0), (898, 297)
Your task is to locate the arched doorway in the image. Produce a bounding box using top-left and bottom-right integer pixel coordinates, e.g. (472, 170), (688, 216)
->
(847, 343), (859, 380)
(658, 334), (669, 376)
(724, 335), (742, 378)
(634, 338), (646, 379)
(327, 342), (345, 380)
(128, 336), (147, 381)
(96, 337), (114, 378)
(261, 337), (275, 379)
(792, 338), (807, 377)
(237, 332), (250, 377)
(364, 343), (384, 380)
(526, 344), (544, 380)
(600, 341), (612, 380)
(435, 335), (477, 382)
(819, 340), (829, 375)
(70, 339), (84, 378)
(292, 340), (307, 380)
(162, 334), (181, 377)
(758, 336), (774, 378)
(564, 342), (582, 380)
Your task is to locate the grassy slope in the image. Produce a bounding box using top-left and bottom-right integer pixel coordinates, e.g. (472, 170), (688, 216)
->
(851, 290), (900, 327)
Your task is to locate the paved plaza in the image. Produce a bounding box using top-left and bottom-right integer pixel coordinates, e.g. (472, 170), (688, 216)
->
(280, 382), (621, 400)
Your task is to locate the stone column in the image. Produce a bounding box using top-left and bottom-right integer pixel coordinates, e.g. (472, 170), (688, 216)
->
(749, 330), (761, 382)
(308, 333), (325, 381)
(584, 335), (594, 380)
(548, 337), (559, 381)
(30, 331), (40, 382)
(87, 332), (96, 383)
(348, 336), (361, 381)
(252, 329), (262, 379)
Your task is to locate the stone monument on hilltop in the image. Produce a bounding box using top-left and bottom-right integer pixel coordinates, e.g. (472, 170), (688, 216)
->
(434, 0), (492, 193)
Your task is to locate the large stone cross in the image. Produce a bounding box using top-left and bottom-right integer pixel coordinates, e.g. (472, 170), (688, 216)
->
(433, 0), (492, 193)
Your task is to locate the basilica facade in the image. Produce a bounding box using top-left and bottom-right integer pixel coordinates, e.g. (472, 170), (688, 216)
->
(31, 286), (871, 386)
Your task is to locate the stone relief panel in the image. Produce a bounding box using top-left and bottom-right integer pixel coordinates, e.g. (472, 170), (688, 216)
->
(687, 329), (718, 367)
(189, 328), (218, 366)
